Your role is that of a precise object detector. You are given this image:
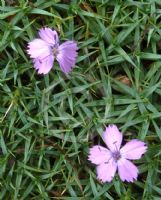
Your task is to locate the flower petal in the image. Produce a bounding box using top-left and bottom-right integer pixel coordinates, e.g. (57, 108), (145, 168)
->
(103, 125), (123, 152)
(96, 160), (117, 183)
(88, 145), (111, 165)
(118, 158), (138, 182)
(56, 41), (78, 74)
(120, 139), (147, 160)
(39, 27), (59, 46)
(27, 39), (51, 59)
(33, 55), (54, 74)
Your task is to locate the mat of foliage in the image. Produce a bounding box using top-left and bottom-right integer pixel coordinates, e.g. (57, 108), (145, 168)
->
(0, 0), (161, 199)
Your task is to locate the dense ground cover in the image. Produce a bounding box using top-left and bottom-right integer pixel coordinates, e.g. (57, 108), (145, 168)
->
(0, 0), (161, 199)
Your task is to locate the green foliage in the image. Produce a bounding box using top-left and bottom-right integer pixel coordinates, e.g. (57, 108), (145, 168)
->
(0, 0), (161, 199)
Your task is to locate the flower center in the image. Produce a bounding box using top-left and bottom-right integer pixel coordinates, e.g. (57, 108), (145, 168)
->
(112, 151), (121, 162)
(52, 47), (59, 57)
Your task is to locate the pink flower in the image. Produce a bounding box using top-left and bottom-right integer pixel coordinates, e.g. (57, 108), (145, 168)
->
(88, 125), (147, 183)
(27, 27), (78, 74)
